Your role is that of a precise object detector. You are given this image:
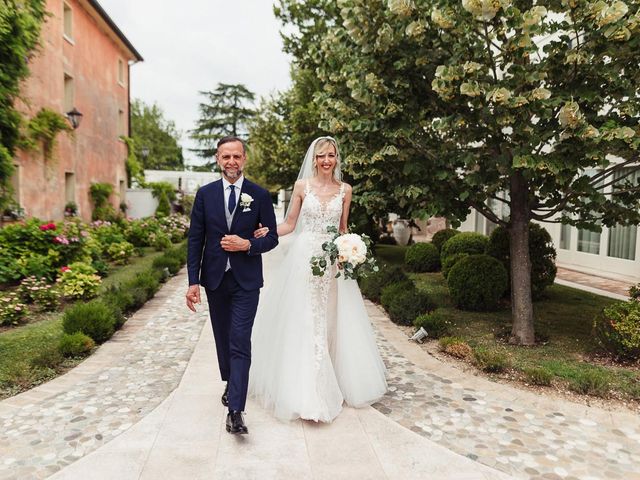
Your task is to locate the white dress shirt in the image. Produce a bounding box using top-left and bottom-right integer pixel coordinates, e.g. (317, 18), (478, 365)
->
(222, 175), (244, 271)
(222, 175), (244, 215)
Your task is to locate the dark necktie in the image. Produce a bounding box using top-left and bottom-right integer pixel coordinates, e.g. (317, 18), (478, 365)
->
(228, 185), (236, 214)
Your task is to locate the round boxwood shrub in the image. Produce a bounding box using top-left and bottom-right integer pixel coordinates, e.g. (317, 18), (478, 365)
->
(447, 254), (508, 311)
(486, 223), (557, 299)
(431, 229), (460, 253)
(59, 332), (95, 357)
(405, 242), (441, 272)
(380, 281), (435, 326)
(62, 300), (117, 344)
(414, 309), (451, 338)
(359, 265), (408, 302)
(593, 300), (640, 361)
(441, 252), (469, 279)
(441, 231), (488, 262)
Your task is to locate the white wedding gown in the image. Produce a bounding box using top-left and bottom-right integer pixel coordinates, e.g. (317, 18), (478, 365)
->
(248, 182), (388, 422)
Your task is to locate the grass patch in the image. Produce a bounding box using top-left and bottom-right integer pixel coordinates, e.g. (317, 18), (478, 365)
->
(376, 244), (640, 402)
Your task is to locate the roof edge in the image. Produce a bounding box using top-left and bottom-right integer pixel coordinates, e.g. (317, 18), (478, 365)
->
(87, 0), (144, 62)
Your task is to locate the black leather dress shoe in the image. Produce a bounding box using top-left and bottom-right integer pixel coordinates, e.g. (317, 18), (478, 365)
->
(226, 410), (248, 435)
(221, 383), (229, 407)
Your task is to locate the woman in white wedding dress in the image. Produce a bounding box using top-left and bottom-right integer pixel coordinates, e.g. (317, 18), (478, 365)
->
(248, 136), (387, 423)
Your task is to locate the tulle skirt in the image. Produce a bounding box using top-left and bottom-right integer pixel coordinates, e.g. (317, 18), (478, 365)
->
(248, 232), (388, 422)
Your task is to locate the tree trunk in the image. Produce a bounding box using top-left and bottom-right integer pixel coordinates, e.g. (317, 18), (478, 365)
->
(508, 171), (536, 345)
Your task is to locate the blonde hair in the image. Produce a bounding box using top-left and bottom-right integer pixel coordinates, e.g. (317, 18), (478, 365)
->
(313, 137), (341, 178)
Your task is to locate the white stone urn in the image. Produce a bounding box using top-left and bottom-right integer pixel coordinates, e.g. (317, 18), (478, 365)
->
(392, 219), (411, 246)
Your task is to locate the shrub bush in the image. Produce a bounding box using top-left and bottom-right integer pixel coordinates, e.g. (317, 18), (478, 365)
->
(151, 231), (172, 251)
(438, 337), (472, 359)
(59, 332), (95, 357)
(62, 300), (116, 344)
(57, 263), (102, 300)
(106, 241), (135, 265)
(18, 276), (60, 311)
(431, 229), (460, 253)
(472, 348), (510, 373)
(486, 223), (557, 299)
(523, 367), (553, 386)
(593, 300), (640, 361)
(153, 255), (182, 275)
(441, 232), (488, 261)
(380, 281), (435, 326)
(447, 255), (508, 311)
(359, 265), (408, 302)
(413, 309), (451, 338)
(0, 292), (27, 326)
(441, 252), (469, 279)
(405, 242), (441, 272)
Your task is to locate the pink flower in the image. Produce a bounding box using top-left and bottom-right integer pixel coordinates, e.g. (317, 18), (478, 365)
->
(61, 266), (71, 273)
(54, 236), (70, 245)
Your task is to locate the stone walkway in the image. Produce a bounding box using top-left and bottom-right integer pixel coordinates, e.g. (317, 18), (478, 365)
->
(0, 269), (639, 479)
(0, 273), (208, 479)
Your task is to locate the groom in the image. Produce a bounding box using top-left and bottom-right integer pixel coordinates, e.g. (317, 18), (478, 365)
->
(185, 136), (278, 434)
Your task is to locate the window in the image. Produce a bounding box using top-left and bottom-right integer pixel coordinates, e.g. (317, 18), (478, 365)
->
(560, 223), (572, 250)
(63, 74), (74, 112)
(63, 3), (73, 39)
(474, 211), (484, 234)
(577, 228), (601, 254)
(118, 59), (125, 85)
(607, 168), (639, 260)
(65, 172), (75, 203)
(118, 109), (125, 136)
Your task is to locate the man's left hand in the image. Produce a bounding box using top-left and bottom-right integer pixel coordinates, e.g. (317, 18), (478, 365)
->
(221, 235), (250, 252)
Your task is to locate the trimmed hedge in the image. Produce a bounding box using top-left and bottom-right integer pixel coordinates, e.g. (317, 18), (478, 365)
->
(405, 242), (441, 272)
(447, 254), (508, 311)
(441, 252), (469, 279)
(593, 300), (640, 361)
(380, 280), (435, 326)
(59, 332), (95, 357)
(486, 223), (557, 299)
(431, 229), (460, 253)
(441, 232), (489, 260)
(414, 309), (451, 338)
(359, 265), (408, 302)
(62, 300), (117, 344)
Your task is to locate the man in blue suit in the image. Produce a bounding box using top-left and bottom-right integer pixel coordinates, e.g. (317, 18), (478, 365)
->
(186, 136), (278, 435)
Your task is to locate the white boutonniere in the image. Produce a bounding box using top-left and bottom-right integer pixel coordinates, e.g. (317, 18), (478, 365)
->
(240, 193), (254, 212)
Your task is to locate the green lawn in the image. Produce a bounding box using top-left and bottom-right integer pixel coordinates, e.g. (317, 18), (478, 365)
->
(375, 245), (640, 401)
(0, 248), (172, 399)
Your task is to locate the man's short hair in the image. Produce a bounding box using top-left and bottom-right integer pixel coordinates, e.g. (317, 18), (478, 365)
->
(217, 136), (246, 155)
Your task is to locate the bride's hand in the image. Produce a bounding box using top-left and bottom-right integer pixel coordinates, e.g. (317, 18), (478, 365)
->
(253, 223), (269, 238)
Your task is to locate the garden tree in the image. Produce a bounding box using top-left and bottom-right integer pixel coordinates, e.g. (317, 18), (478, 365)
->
(247, 68), (329, 191)
(0, 0), (47, 213)
(190, 83), (256, 160)
(281, 0), (640, 345)
(130, 99), (184, 170)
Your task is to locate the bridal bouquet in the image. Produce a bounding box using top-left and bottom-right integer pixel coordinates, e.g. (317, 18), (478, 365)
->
(310, 226), (379, 280)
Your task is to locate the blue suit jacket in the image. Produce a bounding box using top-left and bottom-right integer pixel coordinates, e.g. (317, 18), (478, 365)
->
(187, 178), (279, 291)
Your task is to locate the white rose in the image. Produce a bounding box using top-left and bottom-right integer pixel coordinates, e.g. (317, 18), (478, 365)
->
(597, 1), (629, 27)
(431, 8), (455, 29)
(558, 102), (583, 129)
(240, 193), (253, 203)
(486, 87), (512, 104)
(530, 87), (551, 100)
(460, 82), (482, 97)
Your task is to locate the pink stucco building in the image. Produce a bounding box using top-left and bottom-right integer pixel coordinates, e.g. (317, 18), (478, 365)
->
(13, 0), (143, 221)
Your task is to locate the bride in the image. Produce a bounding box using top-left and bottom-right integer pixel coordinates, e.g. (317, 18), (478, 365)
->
(248, 136), (387, 423)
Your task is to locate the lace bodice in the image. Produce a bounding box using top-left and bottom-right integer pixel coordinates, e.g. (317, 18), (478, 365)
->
(299, 181), (345, 235)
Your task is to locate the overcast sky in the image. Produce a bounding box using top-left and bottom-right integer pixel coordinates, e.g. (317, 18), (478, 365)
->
(99, 0), (292, 166)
